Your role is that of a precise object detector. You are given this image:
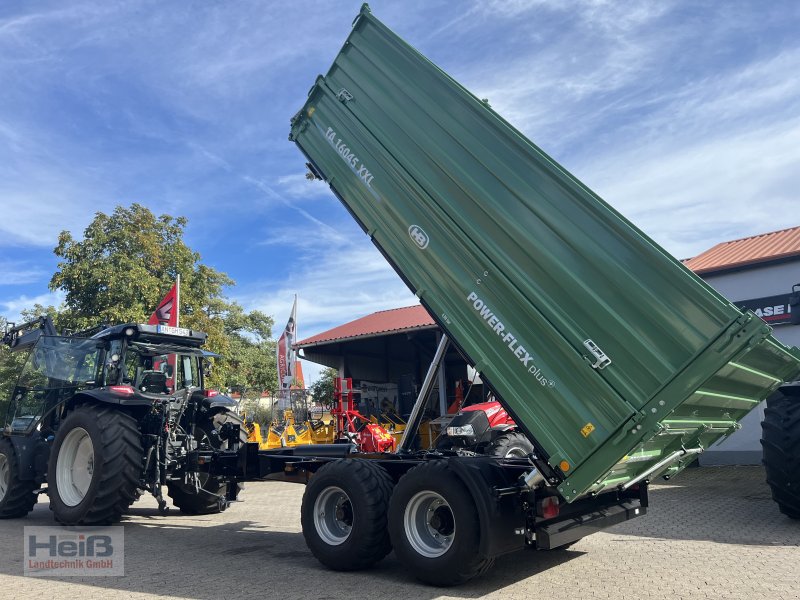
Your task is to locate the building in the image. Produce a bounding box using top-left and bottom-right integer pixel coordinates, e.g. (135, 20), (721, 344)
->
(296, 225), (800, 462)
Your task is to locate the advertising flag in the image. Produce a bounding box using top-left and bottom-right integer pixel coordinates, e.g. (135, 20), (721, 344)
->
(148, 277), (180, 390)
(148, 279), (179, 327)
(277, 296), (297, 407)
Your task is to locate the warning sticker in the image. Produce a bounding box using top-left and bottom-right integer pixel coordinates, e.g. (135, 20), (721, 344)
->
(581, 423), (595, 438)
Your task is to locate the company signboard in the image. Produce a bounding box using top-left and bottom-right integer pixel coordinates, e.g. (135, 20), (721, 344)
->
(737, 294), (793, 325)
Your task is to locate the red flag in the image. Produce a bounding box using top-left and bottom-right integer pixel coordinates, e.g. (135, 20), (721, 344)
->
(149, 279), (180, 391)
(291, 361), (305, 390)
(148, 282), (178, 326)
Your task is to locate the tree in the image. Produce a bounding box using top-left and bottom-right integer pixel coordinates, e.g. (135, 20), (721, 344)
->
(0, 317), (27, 420)
(309, 367), (338, 408)
(47, 203), (278, 394)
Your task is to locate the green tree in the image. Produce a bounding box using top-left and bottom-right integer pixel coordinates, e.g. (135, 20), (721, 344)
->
(309, 367), (338, 408)
(48, 203), (278, 393)
(0, 316), (28, 419)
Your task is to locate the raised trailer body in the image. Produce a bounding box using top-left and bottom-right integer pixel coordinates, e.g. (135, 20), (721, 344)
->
(288, 5), (800, 500)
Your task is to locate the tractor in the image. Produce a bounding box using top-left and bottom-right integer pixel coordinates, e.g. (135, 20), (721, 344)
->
(436, 400), (533, 458)
(0, 316), (244, 525)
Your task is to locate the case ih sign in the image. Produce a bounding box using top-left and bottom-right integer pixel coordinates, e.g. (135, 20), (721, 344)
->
(737, 294), (793, 325)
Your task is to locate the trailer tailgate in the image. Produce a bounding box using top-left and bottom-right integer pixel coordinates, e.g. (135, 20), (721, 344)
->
(289, 6), (800, 499)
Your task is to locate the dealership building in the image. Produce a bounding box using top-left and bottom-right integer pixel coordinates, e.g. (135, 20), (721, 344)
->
(296, 226), (800, 465)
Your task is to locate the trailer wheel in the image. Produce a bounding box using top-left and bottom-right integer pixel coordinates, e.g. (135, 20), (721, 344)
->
(388, 460), (494, 586)
(488, 431), (533, 458)
(301, 459), (394, 571)
(0, 438), (38, 518)
(48, 405), (142, 525)
(167, 410), (246, 515)
(761, 388), (800, 519)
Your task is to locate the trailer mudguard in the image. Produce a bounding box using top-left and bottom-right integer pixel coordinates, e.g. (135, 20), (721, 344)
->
(446, 457), (527, 559)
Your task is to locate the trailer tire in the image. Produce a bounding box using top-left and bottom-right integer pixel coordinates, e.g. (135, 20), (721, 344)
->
(301, 459), (393, 571)
(0, 438), (38, 518)
(761, 388), (800, 519)
(488, 431), (533, 458)
(167, 410), (246, 515)
(388, 460), (494, 586)
(48, 404), (142, 525)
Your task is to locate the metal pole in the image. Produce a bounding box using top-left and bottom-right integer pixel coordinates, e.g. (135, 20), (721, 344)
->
(436, 332), (447, 416)
(397, 334), (449, 454)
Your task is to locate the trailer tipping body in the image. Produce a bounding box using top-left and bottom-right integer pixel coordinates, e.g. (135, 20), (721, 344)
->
(289, 4), (800, 500)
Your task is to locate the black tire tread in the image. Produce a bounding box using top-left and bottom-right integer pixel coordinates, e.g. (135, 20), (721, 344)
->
(761, 390), (800, 519)
(301, 458), (394, 570)
(0, 438), (38, 518)
(390, 460), (494, 586)
(488, 431), (534, 458)
(50, 404), (143, 525)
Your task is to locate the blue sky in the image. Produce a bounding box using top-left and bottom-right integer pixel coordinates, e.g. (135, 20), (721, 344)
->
(1, 1), (799, 383)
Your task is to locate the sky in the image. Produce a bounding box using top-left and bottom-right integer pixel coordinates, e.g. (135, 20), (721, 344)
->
(1, 0), (799, 383)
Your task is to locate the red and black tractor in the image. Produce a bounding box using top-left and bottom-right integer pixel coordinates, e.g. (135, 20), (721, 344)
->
(437, 400), (533, 458)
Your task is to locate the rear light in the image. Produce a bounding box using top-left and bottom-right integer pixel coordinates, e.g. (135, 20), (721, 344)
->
(446, 424), (475, 437)
(109, 385), (135, 396)
(203, 389), (219, 397)
(539, 496), (560, 519)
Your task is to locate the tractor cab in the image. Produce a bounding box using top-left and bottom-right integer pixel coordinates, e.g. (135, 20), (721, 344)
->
(4, 335), (104, 433)
(2, 321), (216, 436)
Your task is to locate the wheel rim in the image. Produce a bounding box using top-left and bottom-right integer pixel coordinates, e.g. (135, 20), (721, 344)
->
(0, 454), (9, 501)
(313, 486), (353, 545)
(56, 428), (95, 507)
(505, 446), (528, 458)
(404, 490), (455, 558)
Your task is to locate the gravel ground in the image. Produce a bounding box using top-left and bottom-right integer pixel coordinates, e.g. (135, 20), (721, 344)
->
(1, 465), (798, 600)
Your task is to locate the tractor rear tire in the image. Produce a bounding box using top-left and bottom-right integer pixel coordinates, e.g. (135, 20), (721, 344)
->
(488, 431), (533, 459)
(761, 387), (800, 519)
(0, 438), (38, 518)
(301, 459), (394, 571)
(167, 411), (246, 515)
(48, 404), (142, 525)
(388, 460), (495, 586)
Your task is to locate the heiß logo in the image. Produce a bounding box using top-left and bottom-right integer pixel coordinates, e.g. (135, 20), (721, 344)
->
(408, 225), (429, 249)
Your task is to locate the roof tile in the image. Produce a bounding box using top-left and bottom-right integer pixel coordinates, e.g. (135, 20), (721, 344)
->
(296, 305), (434, 347)
(684, 226), (800, 274)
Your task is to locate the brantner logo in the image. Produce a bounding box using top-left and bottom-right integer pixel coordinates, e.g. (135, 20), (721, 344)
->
(24, 526), (124, 576)
(408, 225), (429, 249)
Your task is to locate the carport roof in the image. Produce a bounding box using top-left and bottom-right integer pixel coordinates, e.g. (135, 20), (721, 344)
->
(295, 305), (436, 348)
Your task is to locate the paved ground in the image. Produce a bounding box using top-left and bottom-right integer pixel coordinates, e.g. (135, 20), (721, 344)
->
(1, 465), (798, 600)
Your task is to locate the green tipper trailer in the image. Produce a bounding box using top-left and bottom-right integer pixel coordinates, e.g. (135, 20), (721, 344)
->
(287, 4), (800, 585)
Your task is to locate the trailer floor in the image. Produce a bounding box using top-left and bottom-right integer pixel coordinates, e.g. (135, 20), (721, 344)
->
(1, 465), (797, 600)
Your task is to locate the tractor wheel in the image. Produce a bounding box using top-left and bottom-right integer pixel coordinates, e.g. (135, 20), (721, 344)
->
(301, 459), (394, 571)
(761, 388), (800, 519)
(488, 431), (533, 458)
(48, 404), (142, 525)
(0, 438), (38, 518)
(167, 410), (246, 515)
(388, 460), (494, 586)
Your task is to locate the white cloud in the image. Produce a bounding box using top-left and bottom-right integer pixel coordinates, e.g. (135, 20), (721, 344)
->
(276, 173), (330, 201)
(237, 240), (417, 338)
(0, 290), (65, 321)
